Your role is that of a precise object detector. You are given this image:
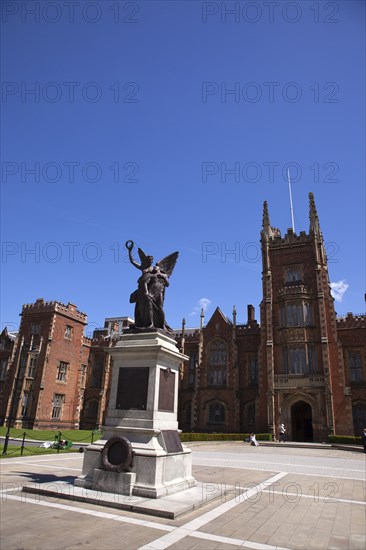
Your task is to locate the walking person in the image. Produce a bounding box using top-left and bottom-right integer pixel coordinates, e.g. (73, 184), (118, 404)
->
(279, 424), (286, 443)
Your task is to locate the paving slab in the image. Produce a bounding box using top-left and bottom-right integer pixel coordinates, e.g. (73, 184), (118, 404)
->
(1, 445), (365, 550)
(22, 480), (235, 519)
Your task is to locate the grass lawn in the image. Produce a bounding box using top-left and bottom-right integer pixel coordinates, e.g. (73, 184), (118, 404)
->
(0, 445), (79, 459)
(0, 427), (102, 443)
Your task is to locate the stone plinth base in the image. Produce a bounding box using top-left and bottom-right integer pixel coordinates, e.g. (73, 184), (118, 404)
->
(131, 450), (195, 498)
(75, 434), (195, 498)
(76, 331), (195, 499)
(93, 470), (136, 496)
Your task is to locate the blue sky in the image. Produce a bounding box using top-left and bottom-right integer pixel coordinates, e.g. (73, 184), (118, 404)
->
(1, 0), (365, 335)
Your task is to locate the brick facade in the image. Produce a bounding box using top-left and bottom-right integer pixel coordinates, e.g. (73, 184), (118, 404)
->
(176, 194), (365, 440)
(1, 299), (89, 430)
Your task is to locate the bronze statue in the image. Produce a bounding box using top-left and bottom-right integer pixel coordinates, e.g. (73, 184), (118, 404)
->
(125, 241), (178, 333)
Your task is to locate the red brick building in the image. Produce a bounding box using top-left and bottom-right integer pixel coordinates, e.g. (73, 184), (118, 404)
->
(176, 194), (365, 440)
(337, 313), (366, 435)
(1, 299), (90, 430)
(0, 328), (17, 422)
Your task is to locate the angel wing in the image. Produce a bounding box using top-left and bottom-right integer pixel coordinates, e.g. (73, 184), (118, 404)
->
(138, 247), (150, 270)
(156, 251), (179, 277)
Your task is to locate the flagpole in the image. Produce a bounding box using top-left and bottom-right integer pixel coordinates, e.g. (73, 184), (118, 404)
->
(287, 168), (295, 232)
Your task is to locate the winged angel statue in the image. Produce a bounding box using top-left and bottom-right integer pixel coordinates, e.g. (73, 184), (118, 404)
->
(125, 241), (179, 333)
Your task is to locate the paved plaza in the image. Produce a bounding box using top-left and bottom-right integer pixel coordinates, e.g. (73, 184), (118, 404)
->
(1, 444), (365, 550)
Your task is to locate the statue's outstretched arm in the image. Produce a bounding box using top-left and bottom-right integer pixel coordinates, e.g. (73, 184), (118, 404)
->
(125, 240), (141, 270)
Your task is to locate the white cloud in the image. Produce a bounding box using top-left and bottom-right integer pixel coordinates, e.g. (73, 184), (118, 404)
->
(330, 280), (349, 302)
(190, 297), (212, 316)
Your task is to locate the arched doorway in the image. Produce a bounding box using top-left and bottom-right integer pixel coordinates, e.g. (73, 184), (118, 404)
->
(291, 401), (313, 442)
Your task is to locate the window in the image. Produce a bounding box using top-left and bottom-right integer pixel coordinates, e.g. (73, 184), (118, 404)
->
(80, 364), (87, 387)
(279, 301), (313, 328)
(64, 325), (73, 340)
(28, 355), (37, 378)
(307, 346), (317, 373)
(289, 347), (306, 374)
(0, 359), (7, 380)
(52, 394), (64, 419)
(208, 402), (225, 424)
(188, 352), (197, 386)
(249, 355), (258, 384)
(282, 345), (316, 375)
(348, 351), (363, 382)
(303, 302), (313, 325)
(21, 393), (30, 416)
(19, 353), (27, 377)
(286, 303), (304, 326)
(30, 323), (41, 335)
(207, 339), (227, 386)
(0, 341), (5, 351)
(285, 266), (302, 283)
(57, 361), (68, 382)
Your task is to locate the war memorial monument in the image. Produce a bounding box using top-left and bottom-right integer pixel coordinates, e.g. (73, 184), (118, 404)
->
(75, 241), (197, 498)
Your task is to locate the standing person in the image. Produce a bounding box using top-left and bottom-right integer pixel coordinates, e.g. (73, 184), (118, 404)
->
(361, 427), (366, 453)
(279, 424), (286, 442)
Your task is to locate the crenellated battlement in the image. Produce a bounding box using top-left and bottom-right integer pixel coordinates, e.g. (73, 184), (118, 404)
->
(22, 298), (87, 323)
(173, 328), (200, 341)
(83, 336), (92, 346)
(336, 313), (366, 329)
(269, 229), (313, 247)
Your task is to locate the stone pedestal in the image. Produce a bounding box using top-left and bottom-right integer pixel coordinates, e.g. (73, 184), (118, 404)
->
(76, 331), (196, 498)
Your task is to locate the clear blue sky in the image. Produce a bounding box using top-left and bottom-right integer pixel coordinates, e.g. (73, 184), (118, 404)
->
(1, 0), (365, 335)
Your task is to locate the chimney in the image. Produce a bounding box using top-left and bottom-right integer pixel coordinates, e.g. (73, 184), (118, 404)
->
(247, 304), (255, 323)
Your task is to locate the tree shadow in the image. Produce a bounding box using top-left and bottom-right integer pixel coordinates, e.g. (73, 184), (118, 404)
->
(14, 471), (76, 484)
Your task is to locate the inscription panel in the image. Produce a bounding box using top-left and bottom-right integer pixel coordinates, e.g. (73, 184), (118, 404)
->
(161, 430), (183, 453)
(158, 368), (175, 412)
(116, 367), (149, 410)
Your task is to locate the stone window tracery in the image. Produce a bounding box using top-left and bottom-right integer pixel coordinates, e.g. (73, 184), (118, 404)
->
(208, 402), (225, 424)
(281, 345), (317, 374)
(279, 301), (313, 328)
(347, 350), (363, 382)
(207, 339), (227, 386)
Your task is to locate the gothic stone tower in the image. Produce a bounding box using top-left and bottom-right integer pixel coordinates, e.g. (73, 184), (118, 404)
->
(259, 193), (353, 442)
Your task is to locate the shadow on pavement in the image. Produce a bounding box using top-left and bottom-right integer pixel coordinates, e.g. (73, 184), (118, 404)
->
(13, 471), (76, 484)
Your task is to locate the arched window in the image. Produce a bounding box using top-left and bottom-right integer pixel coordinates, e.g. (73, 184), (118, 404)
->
(207, 339), (227, 386)
(208, 402), (225, 424)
